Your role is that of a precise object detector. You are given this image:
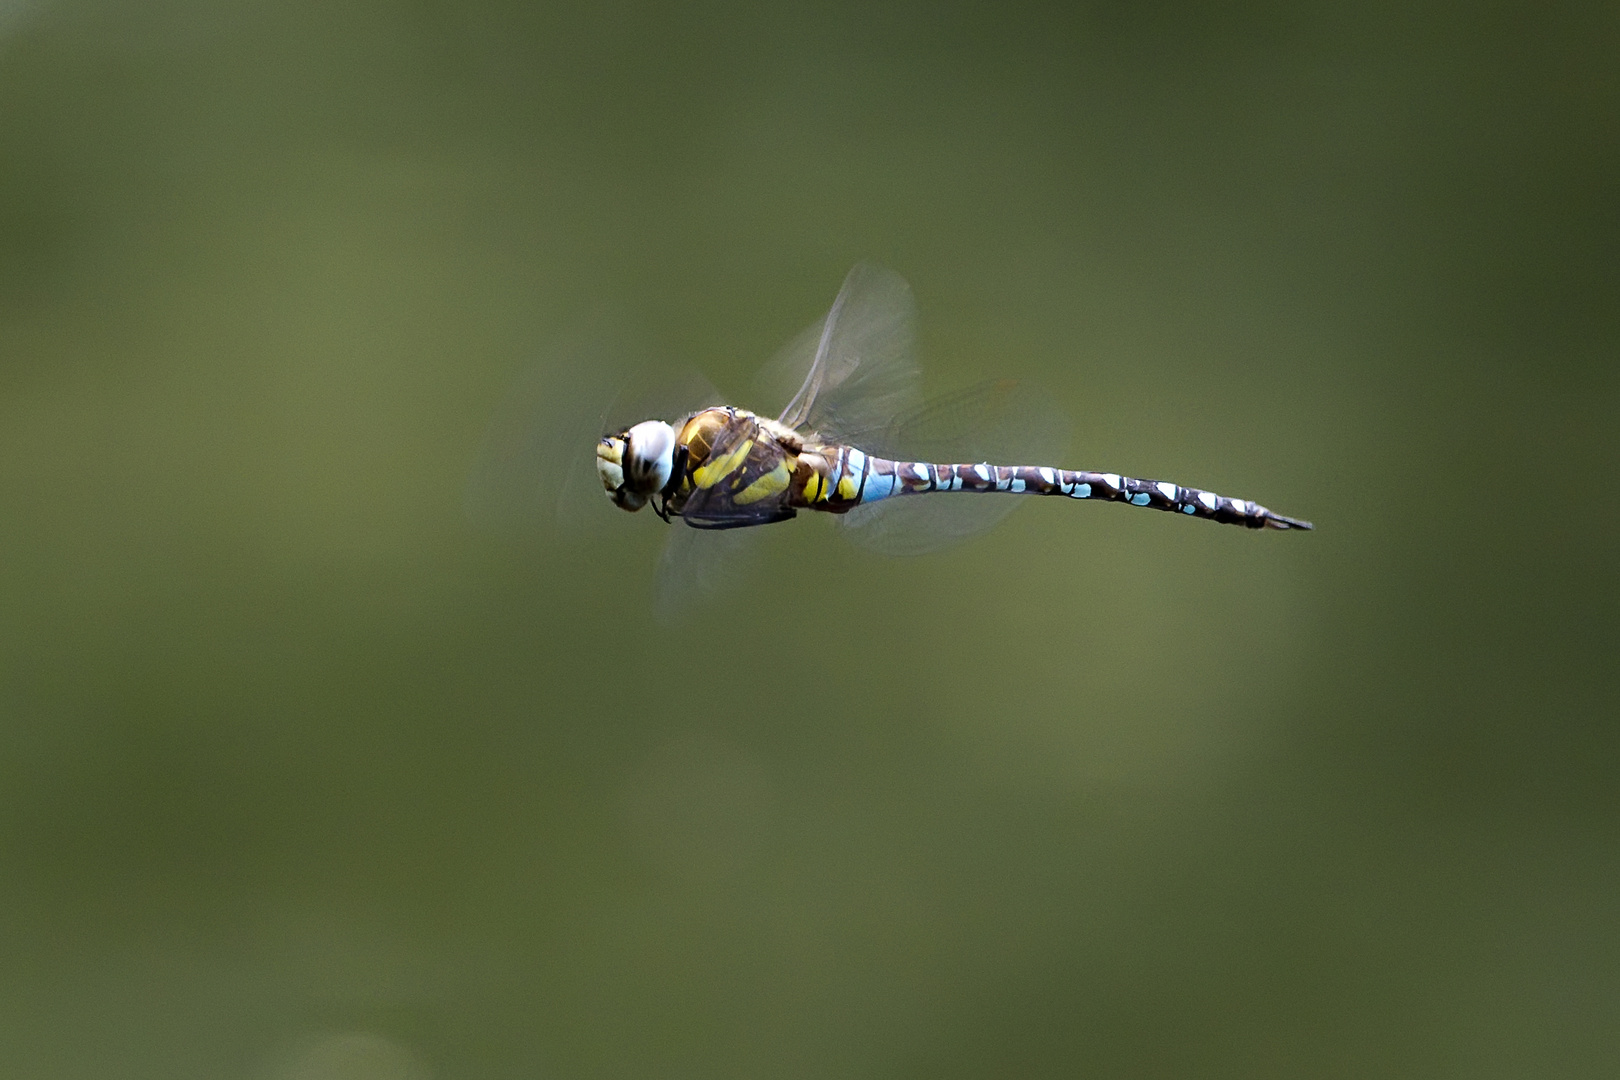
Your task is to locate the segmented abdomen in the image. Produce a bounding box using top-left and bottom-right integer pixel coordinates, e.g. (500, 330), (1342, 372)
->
(808, 446), (1311, 531)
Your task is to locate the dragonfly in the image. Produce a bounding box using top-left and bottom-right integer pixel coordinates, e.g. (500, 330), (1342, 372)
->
(468, 264), (1309, 615)
(594, 264), (1312, 543)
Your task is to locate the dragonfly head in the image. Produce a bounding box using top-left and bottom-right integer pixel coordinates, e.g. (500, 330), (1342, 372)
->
(597, 419), (676, 512)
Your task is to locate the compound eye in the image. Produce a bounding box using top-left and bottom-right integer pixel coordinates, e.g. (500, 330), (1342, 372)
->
(624, 421), (675, 494)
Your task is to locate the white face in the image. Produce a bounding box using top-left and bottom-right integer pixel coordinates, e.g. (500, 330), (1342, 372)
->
(596, 419), (675, 512)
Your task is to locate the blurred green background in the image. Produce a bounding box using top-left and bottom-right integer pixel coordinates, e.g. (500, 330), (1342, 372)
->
(1, 1), (1615, 1077)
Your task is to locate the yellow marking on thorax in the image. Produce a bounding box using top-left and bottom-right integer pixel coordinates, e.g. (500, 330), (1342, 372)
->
(800, 467), (826, 503)
(691, 438), (753, 489)
(735, 460), (793, 505)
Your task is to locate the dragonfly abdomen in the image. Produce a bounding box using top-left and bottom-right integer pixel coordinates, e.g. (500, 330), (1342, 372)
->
(820, 449), (1311, 531)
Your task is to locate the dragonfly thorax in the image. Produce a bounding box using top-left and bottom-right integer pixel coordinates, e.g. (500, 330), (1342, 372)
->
(597, 419), (676, 512)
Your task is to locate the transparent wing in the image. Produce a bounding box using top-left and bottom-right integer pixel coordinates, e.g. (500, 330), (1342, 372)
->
(653, 521), (764, 625)
(654, 414), (798, 620)
(750, 263), (921, 445)
(464, 327), (724, 539)
(836, 379), (1072, 556)
(466, 325), (766, 622)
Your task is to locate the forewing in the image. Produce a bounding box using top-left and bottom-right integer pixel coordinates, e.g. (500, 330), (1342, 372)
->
(465, 329), (724, 538)
(750, 263), (922, 444)
(465, 324), (762, 624)
(655, 415), (797, 620)
(652, 521), (762, 625)
(837, 379), (1072, 556)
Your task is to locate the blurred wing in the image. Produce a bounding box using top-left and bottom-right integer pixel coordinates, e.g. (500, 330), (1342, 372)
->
(677, 413), (798, 529)
(750, 263), (921, 446)
(465, 328), (724, 539)
(837, 379), (1072, 556)
(653, 521), (762, 625)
